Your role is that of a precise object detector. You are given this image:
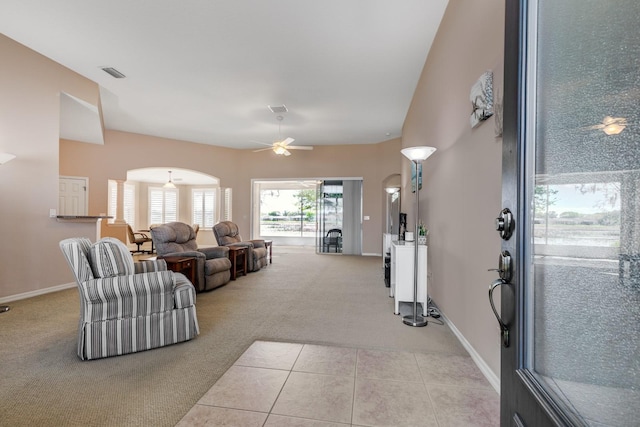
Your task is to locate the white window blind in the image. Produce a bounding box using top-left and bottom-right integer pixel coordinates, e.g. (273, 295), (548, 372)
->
(108, 181), (117, 223)
(149, 187), (178, 224)
(223, 188), (232, 221)
(107, 181), (135, 227)
(123, 185), (135, 226)
(192, 189), (216, 227)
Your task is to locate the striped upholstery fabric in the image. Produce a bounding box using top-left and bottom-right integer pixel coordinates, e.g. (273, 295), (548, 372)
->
(135, 258), (167, 273)
(88, 237), (135, 277)
(60, 238), (199, 360)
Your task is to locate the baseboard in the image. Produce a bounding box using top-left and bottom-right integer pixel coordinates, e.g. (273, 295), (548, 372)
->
(0, 282), (76, 304)
(361, 252), (381, 257)
(441, 311), (501, 394)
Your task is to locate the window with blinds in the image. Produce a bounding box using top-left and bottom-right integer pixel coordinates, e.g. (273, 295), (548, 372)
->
(107, 181), (135, 227)
(223, 188), (232, 221)
(192, 189), (216, 227)
(149, 187), (178, 224)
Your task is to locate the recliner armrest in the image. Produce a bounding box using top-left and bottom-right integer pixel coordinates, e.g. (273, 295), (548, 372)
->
(248, 239), (265, 248)
(198, 246), (229, 259)
(226, 242), (254, 249)
(159, 251), (206, 260)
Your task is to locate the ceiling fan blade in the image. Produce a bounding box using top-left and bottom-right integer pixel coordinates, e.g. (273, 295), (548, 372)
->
(253, 147), (273, 152)
(281, 137), (295, 146)
(251, 140), (275, 147)
(283, 149), (291, 156)
(287, 146), (313, 150)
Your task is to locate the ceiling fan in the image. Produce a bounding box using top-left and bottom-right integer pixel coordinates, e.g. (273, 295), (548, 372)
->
(586, 116), (628, 135)
(253, 115), (313, 156)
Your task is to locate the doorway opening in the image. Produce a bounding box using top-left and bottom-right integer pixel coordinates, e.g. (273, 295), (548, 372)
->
(252, 179), (363, 254)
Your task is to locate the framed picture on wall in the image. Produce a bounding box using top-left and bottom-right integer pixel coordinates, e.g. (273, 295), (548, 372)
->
(411, 162), (422, 193)
(470, 70), (494, 128)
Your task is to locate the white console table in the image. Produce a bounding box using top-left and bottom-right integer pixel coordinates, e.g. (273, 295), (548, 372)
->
(382, 233), (398, 266)
(390, 241), (428, 316)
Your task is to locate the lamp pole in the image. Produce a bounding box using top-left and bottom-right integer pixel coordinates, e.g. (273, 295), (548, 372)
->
(400, 146), (436, 327)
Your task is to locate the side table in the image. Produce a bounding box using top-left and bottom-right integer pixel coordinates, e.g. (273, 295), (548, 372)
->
(228, 246), (247, 280)
(163, 256), (197, 288)
(263, 240), (273, 264)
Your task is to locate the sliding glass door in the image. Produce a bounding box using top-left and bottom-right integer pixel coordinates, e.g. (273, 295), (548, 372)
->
(252, 180), (318, 246)
(316, 179), (362, 255)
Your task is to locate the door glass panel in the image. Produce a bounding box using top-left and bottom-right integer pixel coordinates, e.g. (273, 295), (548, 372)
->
(253, 180), (317, 245)
(317, 180), (343, 253)
(528, 0), (640, 425)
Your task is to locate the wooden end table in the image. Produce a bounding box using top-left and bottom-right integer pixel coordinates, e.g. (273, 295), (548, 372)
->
(163, 256), (197, 286)
(228, 246), (247, 280)
(263, 240), (273, 264)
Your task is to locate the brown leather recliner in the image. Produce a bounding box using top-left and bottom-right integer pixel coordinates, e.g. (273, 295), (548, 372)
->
(151, 222), (231, 291)
(212, 221), (268, 272)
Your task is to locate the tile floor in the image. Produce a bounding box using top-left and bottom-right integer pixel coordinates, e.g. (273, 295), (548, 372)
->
(176, 340), (499, 427)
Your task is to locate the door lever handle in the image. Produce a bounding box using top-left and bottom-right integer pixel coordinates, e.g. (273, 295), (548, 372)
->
(489, 278), (510, 347)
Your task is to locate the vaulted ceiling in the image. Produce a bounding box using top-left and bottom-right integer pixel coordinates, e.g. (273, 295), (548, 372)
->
(1, 0), (448, 149)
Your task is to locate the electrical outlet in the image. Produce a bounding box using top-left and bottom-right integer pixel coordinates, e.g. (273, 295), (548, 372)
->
(49, 209), (57, 218)
(363, 215), (370, 220)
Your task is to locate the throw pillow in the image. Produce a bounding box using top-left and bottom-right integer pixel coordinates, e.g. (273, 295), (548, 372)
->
(89, 238), (134, 278)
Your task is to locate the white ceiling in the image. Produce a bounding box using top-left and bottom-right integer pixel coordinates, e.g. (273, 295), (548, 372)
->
(1, 0), (448, 149)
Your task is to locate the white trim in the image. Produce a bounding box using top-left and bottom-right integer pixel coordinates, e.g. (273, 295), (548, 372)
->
(0, 282), (76, 304)
(361, 253), (379, 257)
(441, 311), (501, 394)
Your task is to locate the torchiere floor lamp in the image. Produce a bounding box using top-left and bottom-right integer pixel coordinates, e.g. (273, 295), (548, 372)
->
(401, 146), (436, 327)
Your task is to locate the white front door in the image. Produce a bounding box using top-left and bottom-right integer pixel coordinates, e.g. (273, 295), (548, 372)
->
(59, 176), (87, 216)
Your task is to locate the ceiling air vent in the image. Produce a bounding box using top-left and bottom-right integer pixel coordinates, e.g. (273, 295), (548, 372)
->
(101, 67), (126, 79)
(268, 105), (288, 113)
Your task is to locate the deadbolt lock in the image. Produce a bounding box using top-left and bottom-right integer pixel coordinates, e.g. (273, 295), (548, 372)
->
(495, 208), (514, 240)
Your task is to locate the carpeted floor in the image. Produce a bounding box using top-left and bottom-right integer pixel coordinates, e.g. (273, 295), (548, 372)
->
(0, 246), (469, 426)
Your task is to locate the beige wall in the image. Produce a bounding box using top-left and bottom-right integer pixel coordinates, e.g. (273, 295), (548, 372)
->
(0, 32), (402, 300)
(402, 0), (505, 380)
(0, 34), (101, 299)
(60, 133), (402, 255)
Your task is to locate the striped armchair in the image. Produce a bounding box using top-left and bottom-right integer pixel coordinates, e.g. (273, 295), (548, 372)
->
(59, 237), (199, 360)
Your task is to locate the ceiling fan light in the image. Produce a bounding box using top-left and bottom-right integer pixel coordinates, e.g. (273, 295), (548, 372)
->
(164, 170), (177, 188)
(603, 123), (625, 135)
(274, 146), (287, 155)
